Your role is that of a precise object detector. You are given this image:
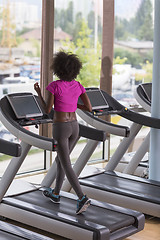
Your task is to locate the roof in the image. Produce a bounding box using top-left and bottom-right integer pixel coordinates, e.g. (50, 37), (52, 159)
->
(115, 41), (153, 49)
(21, 27), (72, 41)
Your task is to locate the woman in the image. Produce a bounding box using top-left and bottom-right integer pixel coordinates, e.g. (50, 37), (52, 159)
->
(34, 50), (92, 214)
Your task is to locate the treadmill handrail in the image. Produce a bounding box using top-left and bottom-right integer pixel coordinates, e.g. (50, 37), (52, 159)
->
(102, 90), (160, 129)
(0, 95), (107, 151)
(79, 124), (107, 142)
(0, 138), (21, 157)
(76, 109), (130, 137)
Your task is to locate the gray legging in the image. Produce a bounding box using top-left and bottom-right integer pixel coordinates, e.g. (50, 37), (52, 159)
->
(53, 120), (84, 199)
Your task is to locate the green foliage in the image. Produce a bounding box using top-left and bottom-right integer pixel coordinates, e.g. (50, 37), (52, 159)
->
(72, 12), (83, 42)
(142, 61), (153, 83)
(114, 48), (142, 67)
(113, 56), (127, 65)
(115, 0), (153, 41)
(55, 1), (74, 36)
(61, 20), (101, 87)
(114, 47), (153, 67)
(115, 17), (129, 40)
(55, 1), (102, 45)
(15, 36), (24, 46)
(134, 61), (153, 83)
(135, 0), (153, 40)
(16, 28), (33, 37)
(87, 11), (102, 44)
(113, 56), (127, 74)
(32, 39), (41, 57)
(88, 11), (95, 33)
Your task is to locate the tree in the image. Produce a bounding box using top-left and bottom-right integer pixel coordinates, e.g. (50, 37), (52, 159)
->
(114, 48), (143, 67)
(56, 1), (74, 36)
(1, 2), (17, 47)
(62, 20), (101, 87)
(72, 12), (83, 42)
(134, 0), (153, 40)
(114, 0), (153, 41)
(54, 9), (60, 28)
(114, 17), (128, 40)
(142, 61), (153, 83)
(87, 10), (102, 44)
(66, 1), (73, 24)
(88, 10), (95, 33)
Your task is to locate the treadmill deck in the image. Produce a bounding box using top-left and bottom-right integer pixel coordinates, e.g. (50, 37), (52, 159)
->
(0, 189), (144, 240)
(79, 171), (160, 217)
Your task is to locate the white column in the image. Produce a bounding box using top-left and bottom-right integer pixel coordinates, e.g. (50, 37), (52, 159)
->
(149, 0), (160, 181)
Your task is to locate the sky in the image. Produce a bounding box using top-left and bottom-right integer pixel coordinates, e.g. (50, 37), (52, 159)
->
(0, 0), (41, 7)
(115, 0), (142, 20)
(0, 0), (154, 21)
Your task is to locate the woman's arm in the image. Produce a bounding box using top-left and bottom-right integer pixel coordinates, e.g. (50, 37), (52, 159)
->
(34, 82), (54, 114)
(77, 92), (92, 112)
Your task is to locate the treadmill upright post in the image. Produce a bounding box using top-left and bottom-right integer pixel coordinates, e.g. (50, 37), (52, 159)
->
(105, 122), (142, 171)
(41, 160), (57, 188)
(123, 132), (150, 174)
(0, 141), (31, 202)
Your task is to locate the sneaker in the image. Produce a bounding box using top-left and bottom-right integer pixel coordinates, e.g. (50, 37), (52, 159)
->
(43, 188), (60, 203)
(76, 195), (91, 214)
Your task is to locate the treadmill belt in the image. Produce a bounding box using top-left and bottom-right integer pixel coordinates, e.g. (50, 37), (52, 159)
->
(2, 189), (144, 240)
(79, 171), (160, 204)
(5, 190), (134, 232)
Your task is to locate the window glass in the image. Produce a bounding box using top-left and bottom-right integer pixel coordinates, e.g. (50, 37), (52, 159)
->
(0, 0), (43, 175)
(54, 0), (103, 163)
(111, 0), (154, 159)
(113, 0), (154, 94)
(54, 0), (103, 88)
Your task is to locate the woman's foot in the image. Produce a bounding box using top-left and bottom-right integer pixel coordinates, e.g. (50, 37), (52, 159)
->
(76, 195), (91, 214)
(43, 188), (60, 203)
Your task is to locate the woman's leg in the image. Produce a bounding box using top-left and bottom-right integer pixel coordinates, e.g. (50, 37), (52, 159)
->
(53, 121), (84, 199)
(54, 155), (65, 195)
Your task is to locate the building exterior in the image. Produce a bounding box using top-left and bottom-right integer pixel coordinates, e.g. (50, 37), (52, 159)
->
(19, 27), (72, 56)
(114, 41), (153, 54)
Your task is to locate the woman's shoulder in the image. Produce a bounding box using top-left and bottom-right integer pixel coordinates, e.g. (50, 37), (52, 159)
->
(72, 80), (83, 86)
(48, 80), (62, 86)
(75, 80), (85, 89)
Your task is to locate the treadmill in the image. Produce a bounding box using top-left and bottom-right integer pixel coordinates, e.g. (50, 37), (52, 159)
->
(72, 88), (160, 218)
(119, 83), (152, 176)
(0, 220), (53, 240)
(134, 82), (151, 113)
(0, 92), (145, 240)
(0, 138), (53, 240)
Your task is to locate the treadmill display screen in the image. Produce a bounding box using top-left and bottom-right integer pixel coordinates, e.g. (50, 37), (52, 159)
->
(85, 90), (109, 110)
(7, 94), (43, 119)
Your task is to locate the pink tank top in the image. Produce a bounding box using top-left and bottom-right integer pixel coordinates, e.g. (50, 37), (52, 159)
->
(46, 80), (86, 112)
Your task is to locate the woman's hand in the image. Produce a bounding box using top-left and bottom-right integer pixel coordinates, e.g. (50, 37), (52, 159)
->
(78, 92), (92, 112)
(34, 82), (41, 96)
(34, 82), (54, 114)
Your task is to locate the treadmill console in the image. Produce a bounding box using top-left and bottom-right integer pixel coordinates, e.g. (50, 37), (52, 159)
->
(7, 92), (53, 126)
(79, 88), (126, 116)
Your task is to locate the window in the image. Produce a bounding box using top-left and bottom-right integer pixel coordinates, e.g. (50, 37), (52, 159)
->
(0, 0), (43, 176)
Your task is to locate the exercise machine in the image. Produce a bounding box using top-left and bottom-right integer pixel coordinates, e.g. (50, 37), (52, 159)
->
(0, 92), (145, 240)
(70, 88), (160, 217)
(0, 138), (53, 240)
